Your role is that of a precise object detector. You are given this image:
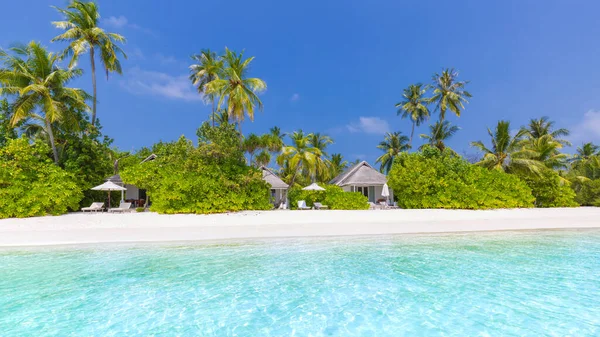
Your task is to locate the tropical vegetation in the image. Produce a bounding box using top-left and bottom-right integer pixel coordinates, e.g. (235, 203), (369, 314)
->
(287, 185), (369, 210)
(51, 0), (126, 126)
(388, 146), (535, 209)
(1, 1), (599, 218)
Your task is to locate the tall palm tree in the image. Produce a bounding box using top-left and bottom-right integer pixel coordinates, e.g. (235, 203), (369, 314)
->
(521, 116), (570, 146)
(328, 153), (348, 180)
(261, 126), (285, 153)
(470, 120), (541, 173)
(420, 121), (460, 151)
(308, 132), (333, 182)
(242, 133), (263, 165)
(210, 108), (230, 126)
(0, 42), (89, 164)
(205, 48), (266, 133)
(571, 142), (599, 167)
(523, 135), (569, 170)
(376, 131), (410, 173)
(277, 130), (321, 187)
(429, 68), (471, 121)
(254, 150), (271, 168)
(51, 0), (126, 126)
(396, 84), (430, 148)
(189, 49), (223, 125)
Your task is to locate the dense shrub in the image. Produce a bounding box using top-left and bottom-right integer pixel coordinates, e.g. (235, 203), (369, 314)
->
(0, 138), (82, 218)
(573, 179), (600, 206)
(288, 185), (369, 210)
(60, 132), (114, 208)
(388, 147), (534, 209)
(121, 123), (272, 214)
(517, 170), (578, 207)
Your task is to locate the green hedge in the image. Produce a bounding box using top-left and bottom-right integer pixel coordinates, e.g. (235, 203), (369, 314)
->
(573, 179), (600, 206)
(388, 147), (535, 209)
(288, 185), (369, 210)
(0, 138), (82, 218)
(121, 123), (272, 214)
(517, 169), (578, 208)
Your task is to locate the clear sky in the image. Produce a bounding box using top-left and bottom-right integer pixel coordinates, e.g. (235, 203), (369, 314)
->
(2, 0), (600, 164)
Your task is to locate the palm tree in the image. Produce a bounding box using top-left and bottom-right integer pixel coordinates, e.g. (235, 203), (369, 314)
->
(51, 0), (126, 126)
(571, 142), (599, 167)
(470, 120), (541, 173)
(211, 108), (230, 126)
(242, 133), (263, 165)
(521, 116), (570, 146)
(205, 48), (266, 133)
(523, 135), (569, 170)
(261, 126), (286, 153)
(0, 41), (89, 164)
(375, 132), (410, 173)
(308, 132), (333, 182)
(276, 130), (321, 187)
(254, 150), (271, 167)
(190, 49), (223, 125)
(396, 84), (430, 148)
(328, 153), (348, 180)
(420, 121), (460, 151)
(429, 68), (471, 121)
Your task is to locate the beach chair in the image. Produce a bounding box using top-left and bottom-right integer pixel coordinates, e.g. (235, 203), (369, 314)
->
(313, 202), (329, 210)
(368, 202), (382, 210)
(81, 202), (105, 212)
(297, 200), (311, 210)
(108, 202), (132, 213)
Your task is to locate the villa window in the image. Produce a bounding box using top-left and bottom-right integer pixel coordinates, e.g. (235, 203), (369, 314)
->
(356, 186), (369, 198)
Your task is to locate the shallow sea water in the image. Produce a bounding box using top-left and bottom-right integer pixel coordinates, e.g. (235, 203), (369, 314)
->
(1, 229), (599, 336)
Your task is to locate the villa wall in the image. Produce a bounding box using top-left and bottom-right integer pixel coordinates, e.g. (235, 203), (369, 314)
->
(125, 184), (140, 199)
(341, 185), (394, 203)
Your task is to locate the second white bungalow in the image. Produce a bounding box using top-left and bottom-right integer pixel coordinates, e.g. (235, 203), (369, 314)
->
(329, 161), (393, 204)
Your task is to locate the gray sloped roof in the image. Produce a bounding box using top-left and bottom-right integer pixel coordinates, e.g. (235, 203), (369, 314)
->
(106, 174), (123, 185)
(261, 166), (289, 189)
(329, 161), (387, 186)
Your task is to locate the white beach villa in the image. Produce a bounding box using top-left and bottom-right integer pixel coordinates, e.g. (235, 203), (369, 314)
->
(261, 166), (289, 207)
(329, 161), (393, 204)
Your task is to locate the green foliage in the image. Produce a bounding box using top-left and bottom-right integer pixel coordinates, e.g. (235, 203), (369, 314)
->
(0, 138), (82, 218)
(573, 179), (600, 206)
(0, 99), (16, 147)
(121, 123), (271, 214)
(388, 147), (534, 209)
(288, 185), (369, 210)
(517, 170), (578, 207)
(60, 131), (114, 208)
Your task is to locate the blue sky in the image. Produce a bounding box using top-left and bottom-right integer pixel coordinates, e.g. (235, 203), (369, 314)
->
(2, 1), (600, 164)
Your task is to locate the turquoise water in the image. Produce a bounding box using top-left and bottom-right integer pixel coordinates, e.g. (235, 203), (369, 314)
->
(1, 230), (599, 336)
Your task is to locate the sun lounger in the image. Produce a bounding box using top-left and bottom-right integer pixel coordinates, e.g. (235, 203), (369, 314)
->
(108, 202), (132, 213)
(313, 202), (329, 210)
(369, 202), (383, 210)
(297, 200), (311, 210)
(81, 202), (105, 212)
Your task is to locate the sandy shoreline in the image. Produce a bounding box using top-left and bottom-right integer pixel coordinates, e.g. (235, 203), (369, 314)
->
(0, 208), (599, 247)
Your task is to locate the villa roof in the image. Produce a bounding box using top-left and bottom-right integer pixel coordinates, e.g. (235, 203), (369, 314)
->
(261, 166), (289, 189)
(106, 174), (123, 185)
(329, 161), (387, 186)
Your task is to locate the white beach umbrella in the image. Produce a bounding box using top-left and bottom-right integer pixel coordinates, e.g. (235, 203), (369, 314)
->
(91, 181), (126, 208)
(381, 183), (390, 204)
(302, 183), (326, 191)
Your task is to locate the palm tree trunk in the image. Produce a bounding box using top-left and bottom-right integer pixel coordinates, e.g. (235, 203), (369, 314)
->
(289, 161), (303, 187)
(410, 122), (415, 149)
(211, 100), (215, 127)
(90, 46), (97, 126)
(45, 116), (59, 164)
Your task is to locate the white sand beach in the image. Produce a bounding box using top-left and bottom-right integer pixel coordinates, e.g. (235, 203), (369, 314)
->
(0, 208), (599, 247)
